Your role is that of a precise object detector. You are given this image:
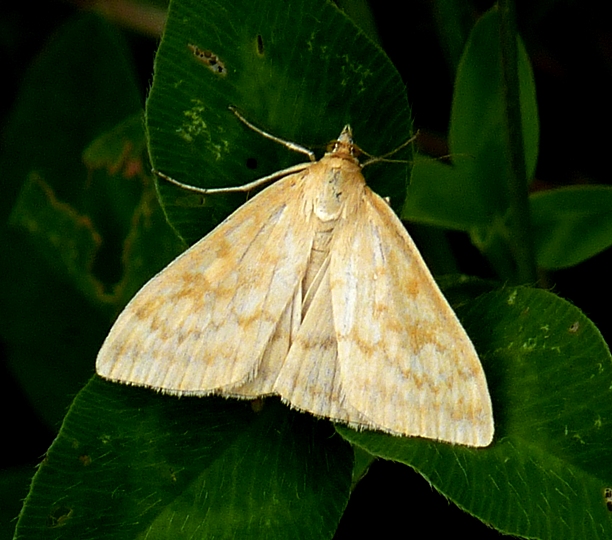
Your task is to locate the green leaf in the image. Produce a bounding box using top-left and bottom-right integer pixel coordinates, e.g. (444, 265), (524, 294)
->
(429, 0), (474, 73)
(146, 0), (412, 245)
(403, 6), (539, 283)
(0, 13), (142, 215)
(531, 186), (612, 269)
(10, 171), (107, 300)
(0, 13), (148, 429)
(339, 286), (612, 539)
(13, 379), (353, 539)
(403, 6), (538, 231)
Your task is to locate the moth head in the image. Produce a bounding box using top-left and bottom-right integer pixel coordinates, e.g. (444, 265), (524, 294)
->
(327, 125), (361, 161)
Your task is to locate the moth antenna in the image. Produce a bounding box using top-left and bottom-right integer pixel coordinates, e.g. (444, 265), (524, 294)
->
(362, 129), (419, 167)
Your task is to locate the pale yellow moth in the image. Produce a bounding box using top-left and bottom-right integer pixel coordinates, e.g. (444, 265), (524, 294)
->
(96, 110), (494, 447)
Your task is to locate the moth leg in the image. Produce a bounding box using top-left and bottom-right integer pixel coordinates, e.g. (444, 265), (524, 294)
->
(229, 106), (316, 162)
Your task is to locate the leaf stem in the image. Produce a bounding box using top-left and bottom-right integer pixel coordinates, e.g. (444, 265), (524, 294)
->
(498, 0), (538, 285)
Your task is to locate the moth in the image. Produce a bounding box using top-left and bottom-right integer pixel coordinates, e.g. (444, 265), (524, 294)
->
(96, 110), (494, 447)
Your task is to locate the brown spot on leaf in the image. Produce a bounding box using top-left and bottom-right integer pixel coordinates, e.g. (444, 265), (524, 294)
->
(188, 44), (227, 76)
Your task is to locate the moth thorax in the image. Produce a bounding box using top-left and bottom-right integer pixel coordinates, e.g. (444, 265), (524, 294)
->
(313, 168), (351, 222)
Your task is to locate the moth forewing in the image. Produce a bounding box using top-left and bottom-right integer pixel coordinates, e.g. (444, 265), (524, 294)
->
(96, 170), (317, 393)
(330, 188), (493, 446)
